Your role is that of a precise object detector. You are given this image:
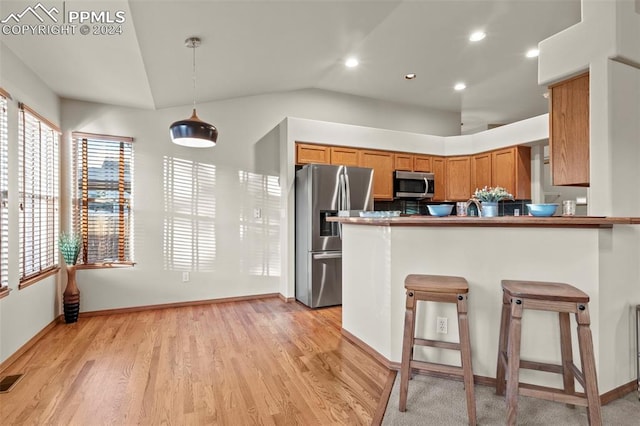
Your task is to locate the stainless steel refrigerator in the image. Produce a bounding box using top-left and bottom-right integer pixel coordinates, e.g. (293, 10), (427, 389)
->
(295, 164), (374, 308)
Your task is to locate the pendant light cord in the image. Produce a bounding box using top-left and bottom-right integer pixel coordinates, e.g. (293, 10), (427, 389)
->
(192, 40), (197, 111)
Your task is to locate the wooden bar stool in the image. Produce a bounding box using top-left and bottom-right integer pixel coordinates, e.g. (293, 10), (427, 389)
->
(495, 280), (602, 426)
(399, 274), (476, 425)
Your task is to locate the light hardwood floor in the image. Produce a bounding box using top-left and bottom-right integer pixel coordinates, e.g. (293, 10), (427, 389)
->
(1, 298), (390, 425)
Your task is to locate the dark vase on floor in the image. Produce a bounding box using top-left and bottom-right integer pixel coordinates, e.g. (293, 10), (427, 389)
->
(63, 265), (80, 323)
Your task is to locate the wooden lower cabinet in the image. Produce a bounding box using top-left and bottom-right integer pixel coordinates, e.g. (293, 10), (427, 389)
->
(359, 150), (394, 200)
(330, 146), (359, 166)
(431, 156), (446, 201)
(445, 156), (472, 201)
(413, 155), (432, 172)
(296, 143), (330, 165)
(394, 153), (413, 171)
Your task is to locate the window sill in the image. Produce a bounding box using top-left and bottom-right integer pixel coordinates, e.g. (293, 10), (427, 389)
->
(18, 267), (61, 290)
(75, 262), (136, 270)
(0, 286), (11, 299)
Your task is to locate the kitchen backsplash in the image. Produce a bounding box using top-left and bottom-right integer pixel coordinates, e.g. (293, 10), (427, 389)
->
(374, 200), (532, 216)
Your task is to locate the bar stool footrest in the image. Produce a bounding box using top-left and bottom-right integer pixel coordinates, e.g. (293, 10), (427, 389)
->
(517, 359), (585, 387)
(414, 338), (461, 351)
(518, 383), (589, 407)
(518, 359), (564, 374)
(410, 360), (465, 378)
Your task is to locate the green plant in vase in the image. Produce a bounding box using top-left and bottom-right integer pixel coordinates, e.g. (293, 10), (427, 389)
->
(473, 186), (514, 203)
(59, 232), (81, 323)
(59, 232), (81, 266)
(472, 186), (513, 217)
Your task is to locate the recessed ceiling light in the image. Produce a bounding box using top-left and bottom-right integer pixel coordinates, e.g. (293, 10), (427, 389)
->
(404, 73), (417, 80)
(454, 82), (466, 91)
(345, 57), (359, 68)
(469, 31), (486, 42)
(526, 48), (540, 58)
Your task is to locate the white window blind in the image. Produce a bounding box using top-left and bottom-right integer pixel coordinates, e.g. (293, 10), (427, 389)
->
(0, 92), (8, 288)
(72, 133), (134, 264)
(18, 104), (60, 283)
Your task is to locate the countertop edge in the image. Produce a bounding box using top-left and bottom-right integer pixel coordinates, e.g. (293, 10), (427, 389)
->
(327, 216), (636, 228)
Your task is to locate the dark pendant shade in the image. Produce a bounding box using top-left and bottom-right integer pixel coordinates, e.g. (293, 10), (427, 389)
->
(169, 108), (218, 148)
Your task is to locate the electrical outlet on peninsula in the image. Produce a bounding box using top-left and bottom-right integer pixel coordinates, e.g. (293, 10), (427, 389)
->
(437, 317), (448, 334)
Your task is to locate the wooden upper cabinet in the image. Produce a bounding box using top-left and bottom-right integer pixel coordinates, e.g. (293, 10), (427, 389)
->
(445, 156), (471, 201)
(330, 146), (359, 166)
(359, 150), (394, 200)
(394, 153), (413, 171)
(413, 155), (432, 172)
(296, 143), (330, 165)
(294, 142), (531, 201)
(471, 152), (492, 192)
(549, 72), (590, 186)
(431, 156), (446, 201)
(492, 146), (531, 200)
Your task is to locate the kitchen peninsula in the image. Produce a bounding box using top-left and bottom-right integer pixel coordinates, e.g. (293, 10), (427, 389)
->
(329, 215), (640, 398)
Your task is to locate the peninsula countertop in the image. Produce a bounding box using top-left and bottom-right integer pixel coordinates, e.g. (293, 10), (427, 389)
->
(335, 212), (640, 395)
(327, 215), (634, 228)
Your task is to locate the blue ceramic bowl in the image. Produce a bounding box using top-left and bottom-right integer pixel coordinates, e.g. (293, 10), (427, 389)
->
(427, 204), (453, 217)
(526, 203), (559, 217)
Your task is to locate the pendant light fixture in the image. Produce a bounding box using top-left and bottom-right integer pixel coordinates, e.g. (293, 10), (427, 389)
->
(169, 37), (218, 148)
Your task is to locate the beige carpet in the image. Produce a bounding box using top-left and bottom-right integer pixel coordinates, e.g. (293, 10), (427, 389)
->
(382, 375), (640, 425)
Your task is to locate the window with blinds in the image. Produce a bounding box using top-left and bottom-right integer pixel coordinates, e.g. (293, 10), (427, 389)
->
(0, 92), (8, 289)
(18, 104), (60, 284)
(72, 133), (134, 265)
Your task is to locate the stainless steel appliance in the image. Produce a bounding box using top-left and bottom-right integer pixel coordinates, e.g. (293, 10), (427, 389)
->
(393, 170), (435, 199)
(295, 164), (374, 308)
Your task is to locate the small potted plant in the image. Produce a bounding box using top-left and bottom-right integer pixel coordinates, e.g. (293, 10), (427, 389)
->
(59, 233), (81, 323)
(472, 186), (513, 217)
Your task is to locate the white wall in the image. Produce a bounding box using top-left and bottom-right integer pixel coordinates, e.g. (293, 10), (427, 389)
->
(0, 42), (61, 363)
(58, 89), (462, 315)
(285, 113), (549, 157)
(283, 89), (461, 137)
(542, 162), (588, 214)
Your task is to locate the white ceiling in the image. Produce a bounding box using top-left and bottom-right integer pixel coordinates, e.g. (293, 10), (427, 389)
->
(1, 0), (581, 134)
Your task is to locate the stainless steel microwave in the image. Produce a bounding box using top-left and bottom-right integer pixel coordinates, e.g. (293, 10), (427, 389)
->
(393, 171), (435, 199)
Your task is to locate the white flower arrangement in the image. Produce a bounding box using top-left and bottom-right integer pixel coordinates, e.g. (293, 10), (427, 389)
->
(473, 186), (514, 203)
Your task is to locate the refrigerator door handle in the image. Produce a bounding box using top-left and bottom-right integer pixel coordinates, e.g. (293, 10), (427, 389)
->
(338, 172), (345, 239)
(338, 173), (345, 211)
(312, 252), (343, 260)
(344, 171), (351, 210)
